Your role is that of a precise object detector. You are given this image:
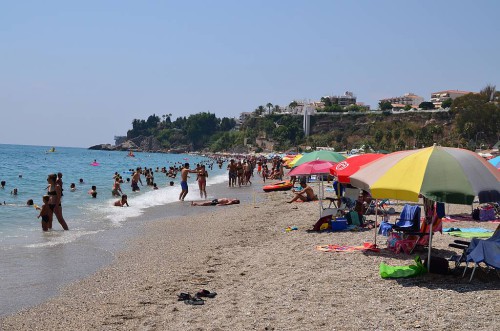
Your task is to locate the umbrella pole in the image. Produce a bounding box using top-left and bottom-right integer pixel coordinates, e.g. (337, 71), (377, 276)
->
(427, 222), (433, 271)
(374, 199), (378, 247)
(318, 179), (323, 216)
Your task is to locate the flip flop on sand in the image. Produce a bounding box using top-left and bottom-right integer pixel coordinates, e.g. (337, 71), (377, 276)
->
(196, 289), (217, 298)
(177, 293), (192, 301)
(185, 297), (205, 305)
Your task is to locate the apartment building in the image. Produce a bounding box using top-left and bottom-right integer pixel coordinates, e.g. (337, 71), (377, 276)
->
(326, 91), (357, 107)
(430, 90), (472, 108)
(379, 92), (424, 108)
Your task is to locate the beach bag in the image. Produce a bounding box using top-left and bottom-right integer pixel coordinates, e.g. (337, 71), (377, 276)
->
(346, 211), (362, 226)
(472, 208), (480, 220)
(313, 215), (332, 231)
(479, 206), (495, 221)
(423, 256), (449, 275)
(380, 256), (427, 279)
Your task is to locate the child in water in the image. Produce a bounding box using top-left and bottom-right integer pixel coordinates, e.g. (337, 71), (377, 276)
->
(37, 195), (51, 231)
(114, 194), (129, 207)
(89, 185), (97, 198)
(70, 183), (76, 191)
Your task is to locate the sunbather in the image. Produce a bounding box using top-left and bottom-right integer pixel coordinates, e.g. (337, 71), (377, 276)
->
(191, 198), (240, 206)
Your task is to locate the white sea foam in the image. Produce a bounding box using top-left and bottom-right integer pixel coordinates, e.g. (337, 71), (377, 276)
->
(103, 174), (228, 225)
(25, 229), (104, 248)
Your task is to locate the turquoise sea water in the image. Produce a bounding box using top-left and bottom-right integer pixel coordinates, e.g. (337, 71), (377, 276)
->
(0, 144), (231, 316)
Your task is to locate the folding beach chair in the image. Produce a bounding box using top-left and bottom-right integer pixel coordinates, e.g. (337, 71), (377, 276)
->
(407, 216), (443, 254)
(462, 228), (500, 282)
(448, 240), (470, 271)
(324, 187), (359, 209)
(385, 205), (422, 254)
(392, 204), (421, 233)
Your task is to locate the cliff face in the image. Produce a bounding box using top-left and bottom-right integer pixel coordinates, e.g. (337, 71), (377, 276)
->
(310, 111), (452, 135)
(88, 135), (163, 152)
(309, 111), (454, 146)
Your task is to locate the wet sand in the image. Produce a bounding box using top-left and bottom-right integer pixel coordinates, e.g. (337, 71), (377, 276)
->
(1, 186), (499, 330)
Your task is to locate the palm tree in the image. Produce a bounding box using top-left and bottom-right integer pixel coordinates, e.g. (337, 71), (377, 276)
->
(254, 105), (266, 116)
(274, 105), (281, 113)
(266, 103), (273, 115)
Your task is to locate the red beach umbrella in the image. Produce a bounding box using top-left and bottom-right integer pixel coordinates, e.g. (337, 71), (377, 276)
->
(288, 160), (337, 177)
(330, 154), (385, 183)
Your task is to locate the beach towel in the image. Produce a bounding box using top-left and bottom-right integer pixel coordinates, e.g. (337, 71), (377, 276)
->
(378, 222), (393, 236)
(316, 242), (380, 253)
(447, 232), (493, 239)
(380, 256), (427, 279)
(443, 214), (500, 223)
(443, 227), (493, 233)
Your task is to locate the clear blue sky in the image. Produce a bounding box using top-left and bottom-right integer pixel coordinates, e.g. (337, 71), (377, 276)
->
(1, 0), (498, 147)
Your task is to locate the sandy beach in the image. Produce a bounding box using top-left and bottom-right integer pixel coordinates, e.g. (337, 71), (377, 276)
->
(1, 186), (499, 331)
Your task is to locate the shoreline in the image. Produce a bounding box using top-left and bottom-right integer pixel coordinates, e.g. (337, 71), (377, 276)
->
(2, 185), (499, 330)
(0, 176), (251, 318)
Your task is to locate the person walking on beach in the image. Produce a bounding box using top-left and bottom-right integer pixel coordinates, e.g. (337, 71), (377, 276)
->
(47, 173), (69, 230)
(178, 163), (198, 201)
(197, 165), (208, 199)
(227, 159), (237, 187)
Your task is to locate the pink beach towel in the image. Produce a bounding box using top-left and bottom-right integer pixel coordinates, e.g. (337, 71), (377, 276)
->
(444, 214), (500, 223)
(316, 242), (380, 253)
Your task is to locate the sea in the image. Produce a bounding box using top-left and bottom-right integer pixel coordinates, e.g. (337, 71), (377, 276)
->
(0, 144), (256, 317)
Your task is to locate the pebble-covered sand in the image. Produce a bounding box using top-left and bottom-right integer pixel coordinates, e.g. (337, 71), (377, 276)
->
(1, 188), (499, 331)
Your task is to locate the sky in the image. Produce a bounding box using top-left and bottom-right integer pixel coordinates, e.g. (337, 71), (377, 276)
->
(1, 0), (499, 148)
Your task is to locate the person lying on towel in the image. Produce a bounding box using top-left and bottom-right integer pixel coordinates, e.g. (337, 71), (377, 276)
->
(287, 179), (317, 203)
(191, 198), (240, 206)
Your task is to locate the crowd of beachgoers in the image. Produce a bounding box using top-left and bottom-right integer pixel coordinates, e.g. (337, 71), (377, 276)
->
(1, 151), (499, 330)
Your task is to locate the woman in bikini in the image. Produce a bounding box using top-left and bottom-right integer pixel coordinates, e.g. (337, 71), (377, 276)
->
(47, 174), (69, 230)
(197, 165), (208, 199)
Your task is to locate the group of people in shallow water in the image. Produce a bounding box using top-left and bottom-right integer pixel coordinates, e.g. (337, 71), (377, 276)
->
(225, 156), (285, 188)
(37, 173), (69, 232)
(1, 156), (241, 232)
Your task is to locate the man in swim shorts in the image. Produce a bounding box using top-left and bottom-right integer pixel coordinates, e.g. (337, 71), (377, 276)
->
(131, 167), (143, 192)
(178, 163), (198, 201)
(287, 179), (316, 203)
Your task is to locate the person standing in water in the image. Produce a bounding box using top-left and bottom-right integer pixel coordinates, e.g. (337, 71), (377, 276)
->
(131, 167), (143, 192)
(56, 172), (64, 196)
(178, 163), (198, 201)
(47, 173), (69, 230)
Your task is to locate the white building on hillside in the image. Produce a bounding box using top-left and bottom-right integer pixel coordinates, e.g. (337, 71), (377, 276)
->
(379, 92), (423, 108)
(430, 90), (472, 108)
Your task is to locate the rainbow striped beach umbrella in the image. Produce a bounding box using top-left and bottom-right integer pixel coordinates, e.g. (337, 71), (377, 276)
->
(350, 145), (500, 205)
(292, 150), (346, 168)
(489, 156), (500, 169)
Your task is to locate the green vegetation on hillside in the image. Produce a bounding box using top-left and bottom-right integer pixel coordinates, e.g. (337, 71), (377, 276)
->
(126, 85), (499, 152)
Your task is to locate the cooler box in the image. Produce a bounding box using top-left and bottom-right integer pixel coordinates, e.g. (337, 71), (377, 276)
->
(330, 217), (348, 231)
